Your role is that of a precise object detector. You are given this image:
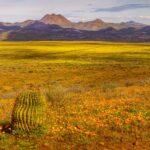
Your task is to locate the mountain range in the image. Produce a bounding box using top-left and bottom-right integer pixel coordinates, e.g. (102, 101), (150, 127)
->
(0, 14), (150, 42)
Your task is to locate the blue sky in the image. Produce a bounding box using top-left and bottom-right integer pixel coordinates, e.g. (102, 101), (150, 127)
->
(0, 0), (150, 24)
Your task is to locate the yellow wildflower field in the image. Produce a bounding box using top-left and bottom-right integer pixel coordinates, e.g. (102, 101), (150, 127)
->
(0, 41), (150, 149)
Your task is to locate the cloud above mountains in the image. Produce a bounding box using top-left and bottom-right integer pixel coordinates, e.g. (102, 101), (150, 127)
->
(0, 0), (150, 24)
(95, 4), (150, 12)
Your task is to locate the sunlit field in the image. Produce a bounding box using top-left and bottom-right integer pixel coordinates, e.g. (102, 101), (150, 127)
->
(0, 41), (150, 149)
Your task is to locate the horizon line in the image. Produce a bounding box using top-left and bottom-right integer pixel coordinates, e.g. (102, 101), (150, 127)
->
(0, 13), (150, 25)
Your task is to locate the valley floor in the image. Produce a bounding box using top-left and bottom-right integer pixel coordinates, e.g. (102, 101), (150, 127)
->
(0, 41), (150, 149)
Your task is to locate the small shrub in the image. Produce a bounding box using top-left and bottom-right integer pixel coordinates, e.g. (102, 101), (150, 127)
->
(101, 82), (118, 92)
(45, 85), (67, 107)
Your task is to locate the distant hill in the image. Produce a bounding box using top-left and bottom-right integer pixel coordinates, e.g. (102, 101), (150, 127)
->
(0, 13), (150, 42)
(40, 14), (146, 31)
(40, 14), (72, 28)
(10, 13), (146, 31)
(0, 23), (20, 31)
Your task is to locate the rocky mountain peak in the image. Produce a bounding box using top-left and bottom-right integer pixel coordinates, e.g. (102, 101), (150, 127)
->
(40, 13), (71, 27)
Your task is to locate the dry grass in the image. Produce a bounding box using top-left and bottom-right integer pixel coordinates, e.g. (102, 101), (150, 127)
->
(0, 41), (150, 149)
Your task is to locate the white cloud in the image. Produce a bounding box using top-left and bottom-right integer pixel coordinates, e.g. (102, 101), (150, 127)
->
(0, 0), (150, 24)
(139, 15), (150, 19)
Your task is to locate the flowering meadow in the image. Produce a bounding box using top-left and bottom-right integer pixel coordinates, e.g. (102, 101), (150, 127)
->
(0, 41), (150, 149)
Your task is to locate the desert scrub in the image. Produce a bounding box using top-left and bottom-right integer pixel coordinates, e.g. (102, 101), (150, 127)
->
(45, 84), (67, 107)
(11, 90), (47, 136)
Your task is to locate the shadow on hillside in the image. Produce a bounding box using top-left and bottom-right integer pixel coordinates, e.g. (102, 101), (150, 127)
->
(0, 49), (58, 60)
(0, 49), (82, 60)
(0, 49), (149, 63)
